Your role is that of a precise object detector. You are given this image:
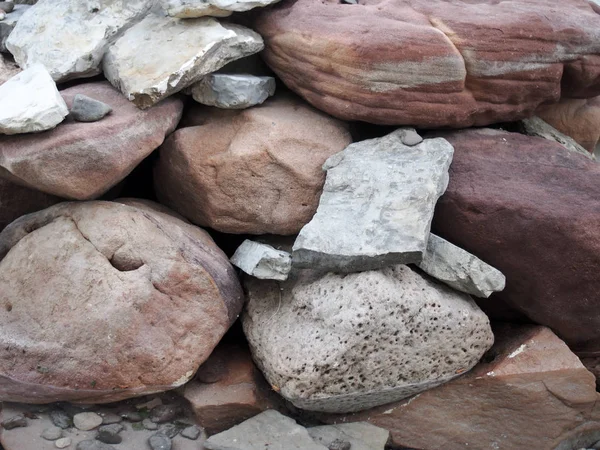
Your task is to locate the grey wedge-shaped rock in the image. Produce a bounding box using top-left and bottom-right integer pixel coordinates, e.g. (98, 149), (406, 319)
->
(416, 234), (506, 298)
(190, 74), (275, 109)
(0, 4), (29, 53)
(308, 422), (390, 450)
(70, 94), (112, 122)
(204, 410), (327, 450)
(231, 240), (291, 281)
(103, 14), (263, 109)
(520, 116), (594, 160)
(164, 0), (282, 18)
(293, 129), (454, 273)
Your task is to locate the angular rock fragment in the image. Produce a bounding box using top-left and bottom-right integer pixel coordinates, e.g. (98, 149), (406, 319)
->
(308, 422), (389, 450)
(0, 4), (28, 52)
(103, 14), (263, 109)
(190, 74), (275, 109)
(416, 234), (505, 298)
(520, 116), (594, 159)
(70, 94), (112, 122)
(164, 0), (282, 18)
(293, 129), (454, 273)
(0, 63), (67, 134)
(231, 240), (291, 281)
(6, 0), (153, 82)
(243, 265), (493, 413)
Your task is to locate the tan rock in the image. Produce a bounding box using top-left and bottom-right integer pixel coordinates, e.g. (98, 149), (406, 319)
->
(0, 200), (243, 403)
(154, 95), (352, 234)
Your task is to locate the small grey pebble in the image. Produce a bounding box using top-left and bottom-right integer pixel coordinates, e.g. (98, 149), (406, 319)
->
(121, 411), (142, 422)
(69, 94), (112, 122)
(400, 130), (423, 146)
(2, 414), (27, 430)
(0, 2), (14, 13)
(100, 413), (122, 425)
(50, 409), (72, 429)
(76, 440), (116, 450)
(149, 433), (172, 450)
(142, 418), (158, 430)
(328, 439), (351, 450)
(41, 426), (64, 441)
(55, 437), (72, 448)
(149, 405), (180, 424)
(160, 423), (181, 438)
(180, 425), (203, 440)
(96, 423), (124, 444)
(73, 412), (103, 431)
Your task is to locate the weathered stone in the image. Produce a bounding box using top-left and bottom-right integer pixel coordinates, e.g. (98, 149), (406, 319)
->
(160, 423), (183, 439)
(6, 0), (153, 82)
(293, 129), (453, 273)
(0, 63), (67, 134)
(0, 54), (19, 84)
(0, 81), (182, 199)
(204, 410), (327, 450)
(0, 2), (15, 13)
(41, 426), (63, 441)
(154, 96), (351, 234)
(0, 4), (28, 52)
(308, 423), (389, 450)
(326, 440), (350, 450)
(96, 424), (124, 444)
(49, 410), (71, 429)
(520, 116), (594, 159)
(164, 0), (282, 18)
(432, 129), (600, 355)
(324, 325), (600, 450)
(103, 14), (263, 109)
(0, 200), (243, 403)
(231, 240), (291, 281)
(181, 425), (203, 440)
(2, 414), (26, 430)
(142, 419), (158, 430)
(70, 94), (112, 122)
(190, 74), (275, 109)
(149, 405), (181, 424)
(416, 233), (506, 298)
(73, 413), (103, 431)
(148, 433), (171, 450)
(243, 265), (493, 413)
(55, 437), (72, 449)
(99, 413), (121, 425)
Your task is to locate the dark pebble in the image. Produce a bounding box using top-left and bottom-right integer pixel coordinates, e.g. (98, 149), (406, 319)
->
(149, 405), (180, 424)
(2, 414), (26, 430)
(50, 409), (72, 429)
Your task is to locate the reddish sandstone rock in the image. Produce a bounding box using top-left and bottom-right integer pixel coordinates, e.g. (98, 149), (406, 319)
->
(0, 177), (61, 231)
(431, 129), (600, 355)
(254, 0), (600, 128)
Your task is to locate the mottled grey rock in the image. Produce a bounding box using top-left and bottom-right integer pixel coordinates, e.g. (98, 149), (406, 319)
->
(73, 412), (103, 431)
(148, 433), (172, 450)
(103, 14), (263, 109)
(56, 437), (72, 449)
(164, 0), (282, 18)
(76, 440), (116, 450)
(308, 423), (390, 450)
(243, 265), (493, 413)
(0, 63), (68, 134)
(70, 94), (112, 122)
(143, 418), (158, 430)
(160, 423), (183, 438)
(521, 116), (594, 160)
(96, 423), (124, 444)
(0, 4), (28, 52)
(41, 426), (63, 441)
(293, 129), (454, 273)
(204, 410), (327, 450)
(231, 240), (291, 281)
(181, 425), (204, 440)
(399, 129), (423, 146)
(2, 414), (26, 429)
(0, 2), (15, 13)
(149, 405), (181, 424)
(190, 74), (275, 109)
(49, 409), (72, 429)
(100, 413), (122, 425)
(6, 0), (153, 82)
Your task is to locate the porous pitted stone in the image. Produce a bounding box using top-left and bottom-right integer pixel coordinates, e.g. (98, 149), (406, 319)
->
(190, 74), (275, 109)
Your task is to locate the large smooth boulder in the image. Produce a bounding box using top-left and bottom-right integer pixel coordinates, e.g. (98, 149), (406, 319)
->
(154, 96), (351, 235)
(432, 129), (600, 355)
(0, 82), (182, 199)
(0, 177), (61, 231)
(243, 265), (493, 413)
(254, 0), (600, 128)
(0, 200), (244, 403)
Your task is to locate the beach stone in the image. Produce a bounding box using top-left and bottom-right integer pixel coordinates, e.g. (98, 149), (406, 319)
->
(0, 2), (14, 13)
(293, 129), (453, 273)
(6, 0), (153, 82)
(55, 437), (72, 448)
(148, 433), (171, 450)
(96, 424), (124, 444)
(0, 63), (67, 134)
(308, 423), (389, 450)
(149, 405), (181, 424)
(2, 414), (26, 429)
(154, 95), (351, 234)
(103, 14), (263, 109)
(231, 240), (291, 281)
(190, 74), (275, 109)
(142, 419), (158, 430)
(49, 409), (72, 429)
(181, 425), (203, 440)
(0, 4), (28, 52)
(164, 0), (281, 18)
(520, 116), (594, 159)
(0, 200), (243, 403)
(243, 265), (493, 413)
(73, 413), (103, 431)
(70, 94), (112, 122)
(41, 426), (63, 441)
(99, 413), (121, 425)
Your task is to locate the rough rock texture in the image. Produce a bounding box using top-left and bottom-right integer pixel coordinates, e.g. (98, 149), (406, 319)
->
(0, 54), (19, 84)
(103, 14), (263, 109)
(183, 342), (283, 434)
(308, 423), (389, 450)
(0, 200), (243, 403)
(293, 130), (453, 273)
(0, 4), (29, 53)
(324, 325), (600, 450)
(230, 240), (291, 281)
(0, 82), (182, 199)
(154, 96), (351, 234)
(520, 116), (594, 159)
(0, 64), (68, 134)
(432, 129), (600, 355)
(190, 74), (275, 109)
(204, 410), (327, 450)
(537, 97), (600, 153)
(70, 94), (113, 122)
(243, 265), (493, 413)
(254, 0), (600, 127)
(164, 0), (282, 18)
(6, 0), (153, 82)
(416, 233), (506, 298)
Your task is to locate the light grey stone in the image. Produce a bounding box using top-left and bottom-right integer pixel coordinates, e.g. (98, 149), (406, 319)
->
(521, 116), (595, 160)
(0, 10), (5, 20)
(6, 0), (153, 82)
(0, 4), (28, 52)
(103, 14), (263, 109)
(0, 2), (15, 13)
(148, 433), (172, 450)
(204, 410), (328, 450)
(142, 418), (158, 430)
(0, 63), (68, 134)
(243, 265), (493, 413)
(231, 240), (291, 281)
(190, 73), (275, 109)
(55, 437), (72, 449)
(292, 129), (454, 273)
(416, 233), (506, 298)
(70, 94), (112, 122)
(73, 412), (103, 431)
(308, 422), (390, 450)
(163, 0), (282, 18)
(41, 426), (64, 441)
(181, 425), (204, 440)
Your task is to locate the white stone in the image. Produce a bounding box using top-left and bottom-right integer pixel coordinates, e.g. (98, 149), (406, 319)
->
(417, 234), (506, 298)
(308, 422), (390, 450)
(231, 240), (291, 281)
(103, 14), (263, 109)
(242, 265), (494, 413)
(0, 63), (68, 134)
(292, 129), (454, 273)
(164, 0), (282, 18)
(55, 437), (72, 449)
(190, 73), (275, 109)
(73, 412), (103, 431)
(0, 4), (29, 53)
(5, 0), (153, 82)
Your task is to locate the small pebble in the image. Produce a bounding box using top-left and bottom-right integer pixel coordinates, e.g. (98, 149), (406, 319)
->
(121, 411), (142, 422)
(42, 426), (64, 441)
(50, 409), (72, 429)
(149, 433), (172, 450)
(0, 1), (14, 13)
(100, 412), (122, 425)
(2, 414), (27, 430)
(76, 439), (115, 450)
(136, 397), (162, 410)
(400, 129), (423, 146)
(149, 405), (180, 424)
(181, 425), (203, 440)
(142, 418), (158, 430)
(73, 412), (103, 431)
(55, 437), (72, 449)
(69, 94), (112, 122)
(96, 423), (124, 444)
(328, 439), (352, 450)
(160, 423), (182, 438)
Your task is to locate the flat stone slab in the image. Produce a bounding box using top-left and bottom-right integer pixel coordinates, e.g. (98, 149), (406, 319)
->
(308, 422), (390, 450)
(293, 129), (454, 272)
(190, 74), (275, 109)
(231, 240), (291, 281)
(164, 0), (282, 18)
